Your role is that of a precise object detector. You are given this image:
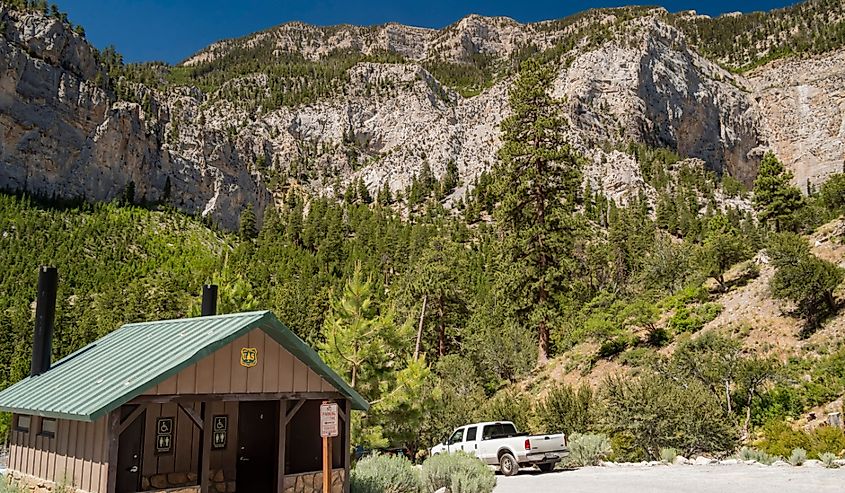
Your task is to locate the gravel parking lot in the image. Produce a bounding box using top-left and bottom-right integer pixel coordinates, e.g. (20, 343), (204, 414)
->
(494, 464), (845, 493)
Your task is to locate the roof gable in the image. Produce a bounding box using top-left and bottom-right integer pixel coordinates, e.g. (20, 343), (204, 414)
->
(0, 311), (368, 421)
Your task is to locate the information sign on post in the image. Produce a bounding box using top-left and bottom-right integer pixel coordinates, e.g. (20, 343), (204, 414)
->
(320, 402), (339, 438)
(320, 401), (339, 493)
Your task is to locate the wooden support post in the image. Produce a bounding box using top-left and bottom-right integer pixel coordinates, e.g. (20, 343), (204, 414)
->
(200, 402), (212, 493)
(277, 400), (287, 493)
(323, 436), (332, 493)
(106, 411), (121, 493)
(343, 399), (352, 493)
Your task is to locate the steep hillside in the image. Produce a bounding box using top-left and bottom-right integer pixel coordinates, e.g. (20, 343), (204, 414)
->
(529, 216), (845, 427)
(2, 1), (844, 228)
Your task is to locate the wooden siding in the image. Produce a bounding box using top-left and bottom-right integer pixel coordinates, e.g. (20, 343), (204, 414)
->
(144, 330), (337, 396)
(140, 401), (239, 480)
(9, 414), (109, 493)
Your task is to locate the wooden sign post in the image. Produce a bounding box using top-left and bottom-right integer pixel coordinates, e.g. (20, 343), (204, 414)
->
(320, 401), (339, 493)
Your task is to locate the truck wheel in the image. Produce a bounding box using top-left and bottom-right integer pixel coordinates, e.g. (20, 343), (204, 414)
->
(537, 463), (554, 473)
(499, 453), (518, 476)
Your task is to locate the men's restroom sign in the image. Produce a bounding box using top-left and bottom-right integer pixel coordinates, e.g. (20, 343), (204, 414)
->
(156, 417), (174, 453)
(212, 415), (228, 449)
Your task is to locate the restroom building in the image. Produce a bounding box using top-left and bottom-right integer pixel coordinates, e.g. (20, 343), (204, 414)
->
(0, 268), (367, 493)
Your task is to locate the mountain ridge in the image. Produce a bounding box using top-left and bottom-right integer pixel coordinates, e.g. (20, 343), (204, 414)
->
(1, 1), (844, 228)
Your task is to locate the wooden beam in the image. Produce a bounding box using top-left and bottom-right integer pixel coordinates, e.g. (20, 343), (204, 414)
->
(178, 403), (204, 431)
(276, 400), (287, 493)
(131, 391), (345, 405)
(106, 411), (120, 493)
(336, 404), (347, 424)
(199, 402), (212, 493)
(286, 399), (306, 422)
(116, 404), (147, 436)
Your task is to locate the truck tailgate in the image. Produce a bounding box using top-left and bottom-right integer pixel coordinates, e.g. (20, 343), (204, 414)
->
(526, 434), (567, 454)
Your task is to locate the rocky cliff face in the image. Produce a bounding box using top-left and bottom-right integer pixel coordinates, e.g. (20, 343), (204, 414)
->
(748, 50), (845, 189)
(1, 3), (843, 228)
(0, 4), (271, 229)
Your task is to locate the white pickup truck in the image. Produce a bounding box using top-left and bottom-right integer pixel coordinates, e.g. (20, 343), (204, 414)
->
(429, 421), (568, 476)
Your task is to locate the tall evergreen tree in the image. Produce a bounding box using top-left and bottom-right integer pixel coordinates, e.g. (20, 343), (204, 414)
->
(753, 152), (803, 232)
(239, 203), (257, 240)
(493, 59), (583, 364)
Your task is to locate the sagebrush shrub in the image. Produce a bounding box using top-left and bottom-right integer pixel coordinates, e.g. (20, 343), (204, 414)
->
(660, 447), (679, 463)
(0, 481), (26, 493)
(351, 453), (420, 493)
(737, 446), (776, 465)
(420, 451), (495, 493)
(568, 433), (612, 466)
(819, 452), (838, 468)
(788, 448), (807, 466)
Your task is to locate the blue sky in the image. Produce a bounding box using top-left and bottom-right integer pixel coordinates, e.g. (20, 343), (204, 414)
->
(58, 0), (799, 64)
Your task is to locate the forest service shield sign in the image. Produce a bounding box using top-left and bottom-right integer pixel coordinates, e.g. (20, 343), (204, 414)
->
(240, 347), (257, 368)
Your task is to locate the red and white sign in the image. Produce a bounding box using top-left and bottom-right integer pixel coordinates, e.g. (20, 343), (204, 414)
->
(320, 402), (339, 438)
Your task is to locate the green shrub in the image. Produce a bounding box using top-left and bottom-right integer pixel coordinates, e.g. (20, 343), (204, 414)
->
(602, 375), (737, 459)
(660, 447), (679, 463)
(808, 426), (845, 458)
(533, 384), (593, 437)
(737, 446), (776, 465)
(568, 433), (612, 466)
(420, 452), (495, 493)
(788, 447), (807, 466)
(819, 452), (839, 468)
(756, 420), (811, 458)
(818, 173), (845, 212)
(668, 303), (722, 334)
(351, 453), (420, 493)
(660, 285), (709, 311)
(618, 347), (659, 367)
(598, 336), (631, 358)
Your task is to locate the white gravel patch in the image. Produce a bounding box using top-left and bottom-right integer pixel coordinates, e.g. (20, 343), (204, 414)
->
(494, 464), (844, 493)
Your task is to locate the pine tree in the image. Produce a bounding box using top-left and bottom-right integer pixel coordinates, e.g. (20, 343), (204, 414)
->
(376, 181), (392, 206)
(162, 176), (172, 203)
(768, 233), (844, 331)
(440, 160), (459, 198)
(239, 203), (257, 241)
(404, 237), (467, 357)
(357, 177), (372, 204)
(122, 181), (136, 205)
(694, 214), (750, 292)
(493, 59), (583, 365)
(319, 266), (400, 391)
(753, 152), (803, 232)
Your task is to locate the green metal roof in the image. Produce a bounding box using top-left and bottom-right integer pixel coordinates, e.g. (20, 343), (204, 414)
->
(0, 311), (369, 421)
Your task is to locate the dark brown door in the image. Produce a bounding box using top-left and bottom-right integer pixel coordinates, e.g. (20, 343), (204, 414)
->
(116, 406), (146, 493)
(237, 401), (279, 493)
